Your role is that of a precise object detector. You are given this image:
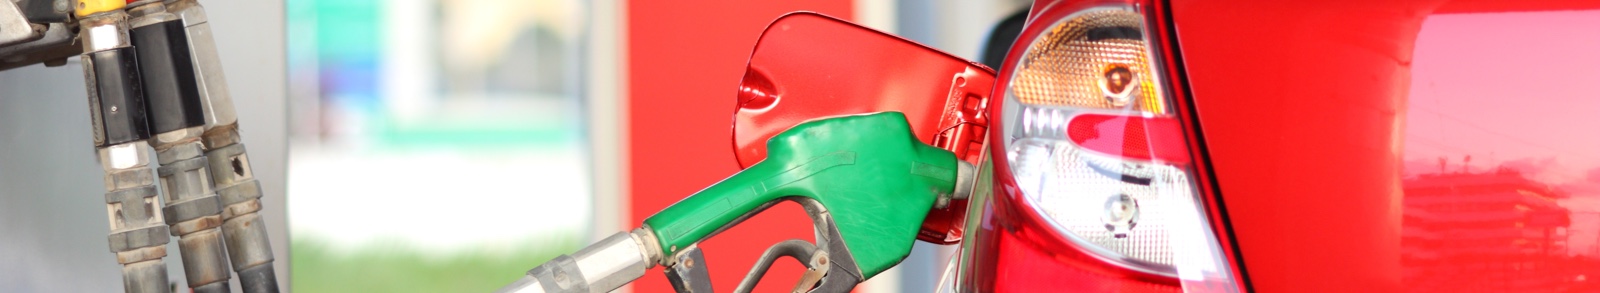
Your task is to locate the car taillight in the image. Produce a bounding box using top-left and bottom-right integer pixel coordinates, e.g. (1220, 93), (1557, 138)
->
(969, 2), (1240, 292)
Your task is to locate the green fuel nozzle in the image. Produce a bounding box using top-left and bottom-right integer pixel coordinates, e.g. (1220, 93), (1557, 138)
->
(498, 112), (974, 293)
(645, 111), (965, 277)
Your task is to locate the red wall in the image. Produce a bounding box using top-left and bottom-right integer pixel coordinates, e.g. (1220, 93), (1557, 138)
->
(626, 2), (854, 292)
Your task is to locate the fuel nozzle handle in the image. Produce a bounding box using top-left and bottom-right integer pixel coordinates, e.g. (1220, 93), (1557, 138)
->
(642, 112), (963, 280)
(499, 112), (966, 293)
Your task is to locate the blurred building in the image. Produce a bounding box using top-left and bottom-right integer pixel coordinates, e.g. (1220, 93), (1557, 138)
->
(1402, 168), (1574, 291)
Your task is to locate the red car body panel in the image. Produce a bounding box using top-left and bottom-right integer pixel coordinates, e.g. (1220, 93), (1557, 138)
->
(1170, 0), (1600, 291)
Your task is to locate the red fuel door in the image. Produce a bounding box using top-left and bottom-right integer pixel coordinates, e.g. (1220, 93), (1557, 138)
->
(730, 12), (994, 244)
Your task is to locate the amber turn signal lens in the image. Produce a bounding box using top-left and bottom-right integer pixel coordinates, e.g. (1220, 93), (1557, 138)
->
(1011, 10), (1165, 114)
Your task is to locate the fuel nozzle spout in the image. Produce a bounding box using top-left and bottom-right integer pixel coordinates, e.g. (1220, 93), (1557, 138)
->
(497, 229), (660, 293)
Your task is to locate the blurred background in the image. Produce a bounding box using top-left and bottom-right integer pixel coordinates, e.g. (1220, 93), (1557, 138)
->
(284, 0), (591, 291)
(0, 0), (1027, 292)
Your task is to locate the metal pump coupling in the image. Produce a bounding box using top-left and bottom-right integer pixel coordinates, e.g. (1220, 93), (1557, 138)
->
(162, 0), (237, 130)
(78, 3), (173, 292)
(497, 229), (662, 293)
(98, 144), (175, 293)
(127, 1), (233, 292)
(153, 141), (232, 293)
(161, 1), (282, 291)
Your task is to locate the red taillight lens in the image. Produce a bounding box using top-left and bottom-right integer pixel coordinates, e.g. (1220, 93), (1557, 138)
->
(956, 2), (1239, 292)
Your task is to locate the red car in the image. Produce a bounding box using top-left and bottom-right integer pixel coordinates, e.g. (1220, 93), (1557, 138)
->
(734, 0), (1600, 291)
(936, 0), (1600, 292)
(506, 0), (1599, 292)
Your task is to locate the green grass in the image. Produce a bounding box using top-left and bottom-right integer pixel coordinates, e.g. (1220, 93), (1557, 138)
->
(291, 236), (579, 293)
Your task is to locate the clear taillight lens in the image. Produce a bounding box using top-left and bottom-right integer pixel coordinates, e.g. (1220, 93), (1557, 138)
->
(998, 6), (1239, 292)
